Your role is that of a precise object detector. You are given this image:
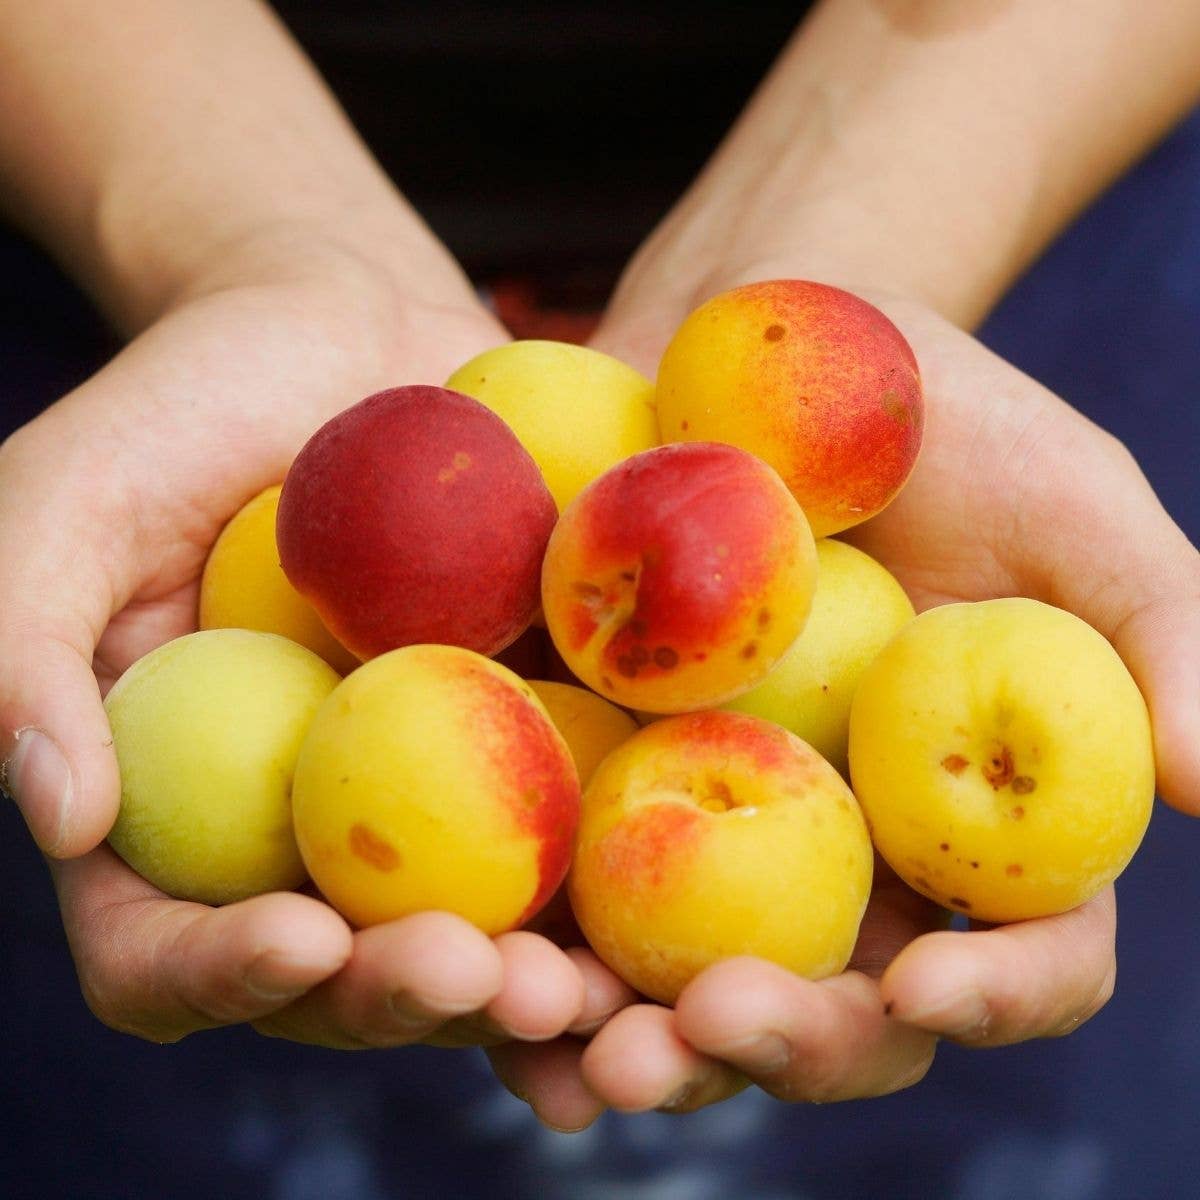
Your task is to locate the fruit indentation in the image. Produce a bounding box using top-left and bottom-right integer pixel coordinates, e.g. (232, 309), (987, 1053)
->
(982, 743), (1015, 789)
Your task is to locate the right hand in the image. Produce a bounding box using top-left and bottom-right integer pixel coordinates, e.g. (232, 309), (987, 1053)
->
(0, 241), (597, 1050)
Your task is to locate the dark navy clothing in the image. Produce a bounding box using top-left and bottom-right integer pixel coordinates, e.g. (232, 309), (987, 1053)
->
(2, 10), (1199, 1197)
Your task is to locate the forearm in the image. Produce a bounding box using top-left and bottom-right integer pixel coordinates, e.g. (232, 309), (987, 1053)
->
(620, 0), (1200, 328)
(0, 0), (474, 334)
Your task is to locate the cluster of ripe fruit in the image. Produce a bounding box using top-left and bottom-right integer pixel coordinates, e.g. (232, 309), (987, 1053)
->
(104, 281), (1154, 1007)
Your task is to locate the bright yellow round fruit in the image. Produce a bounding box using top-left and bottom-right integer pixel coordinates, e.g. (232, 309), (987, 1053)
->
(848, 598), (1155, 922)
(446, 339), (658, 512)
(291, 645), (580, 933)
(105, 629), (341, 905)
(723, 538), (914, 776)
(199, 484), (359, 674)
(526, 680), (639, 789)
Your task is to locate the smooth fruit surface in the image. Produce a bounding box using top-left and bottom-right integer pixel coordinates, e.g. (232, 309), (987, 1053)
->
(199, 484), (358, 673)
(724, 538), (914, 776)
(105, 629), (341, 905)
(569, 710), (873, 1004)
(656, 279), (923, 537)
(292, 644), (580, 933)
(445, 339), (659, 512)
(541, 442), (818, 713)
(848, 598), (1155, 922)
(527, 680), (639, 788)
(277, 385), (557, 660)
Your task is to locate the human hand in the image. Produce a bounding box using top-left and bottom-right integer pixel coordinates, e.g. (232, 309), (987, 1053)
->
(0, 241), (599, 1052)
(489, 279), (1199, 1121)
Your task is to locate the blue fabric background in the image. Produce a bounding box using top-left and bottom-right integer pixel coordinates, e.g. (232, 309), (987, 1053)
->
(1, 105), (1197, 1200)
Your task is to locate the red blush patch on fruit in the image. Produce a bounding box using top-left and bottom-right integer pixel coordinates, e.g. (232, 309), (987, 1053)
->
(595, 802), (705, 892)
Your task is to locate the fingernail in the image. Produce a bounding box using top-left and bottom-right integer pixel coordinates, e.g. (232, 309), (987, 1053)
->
(900, 990), (990, 1037)
(2, 729), (74, 853)
(717, 1031), (791, 1074)
(657, 1083), (695, 1112)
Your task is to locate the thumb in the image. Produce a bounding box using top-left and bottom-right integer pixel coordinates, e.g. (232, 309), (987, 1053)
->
(0, 443), (122, 856)
(1028, 436), (1200, 817)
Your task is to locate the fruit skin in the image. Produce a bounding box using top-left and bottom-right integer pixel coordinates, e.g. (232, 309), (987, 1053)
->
(723, 538), (914, 776)
(526, 680), (639, 788)
(568, 710), (873, 1005)
(655, 279), (923, 538)
(104, 629), (341, 905)
(445, 339), (659, 513)
(291, 644), (580, 933)
(277, 385), (557, 661)
(541, 441), (818, 713)
(199, 484), (359, 674)
(848, 598), (1155, 923)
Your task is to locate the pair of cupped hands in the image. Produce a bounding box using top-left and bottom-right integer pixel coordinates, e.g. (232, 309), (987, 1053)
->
(2, 234), (1197, 1133)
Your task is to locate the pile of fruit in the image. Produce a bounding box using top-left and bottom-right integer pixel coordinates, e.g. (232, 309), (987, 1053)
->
(104, 280), (1155, 1007)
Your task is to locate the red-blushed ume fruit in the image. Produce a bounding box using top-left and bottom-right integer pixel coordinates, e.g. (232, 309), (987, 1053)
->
(277, 385), (558, 660)
(541, 441), (818, 713)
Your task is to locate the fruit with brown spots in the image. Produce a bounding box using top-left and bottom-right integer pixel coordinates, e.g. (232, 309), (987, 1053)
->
(655, 279), (923, 537)
(541, 442), (818, 713)
(848, 598), (1155, 922)
(290, 644), (580, 932)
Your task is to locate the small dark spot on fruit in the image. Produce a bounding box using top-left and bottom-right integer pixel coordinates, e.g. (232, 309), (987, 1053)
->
(757, 608), (771, 629)
(630, 616), (649, 638)
(616, 655), (639, 678)
(620, 570), (637, 583)
(740, 641), (758, 660)
(653, 646), (679, 669)
(1010, 805), (1026, 820)
(693, 652), (708, 662)
(1006, 864), (1024, 877)
(982, 743), (1015, 789)
(764, 324), (785, 342)
(914, 876), (933, 892)
(680, 419), (689, 431)
(820, 683), (830, 693)
(631, 644), (650, 666)
(883, 1001), (894, 1016)
(939, 842), (950, 852)
(339, 776), (350, 784)
(949, 896), (972, 910)
(572, 580), (604, 600)
(601, 675), (614, 690)
(941, 754), (969, 775)
(1012, 775), (1037, 795)
(970, 860), (980, 869)
(349, 824), (401, 872)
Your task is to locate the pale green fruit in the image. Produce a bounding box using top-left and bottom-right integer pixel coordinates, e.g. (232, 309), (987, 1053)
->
(105, 628), (340, 905)
(723, 538), (915, 775)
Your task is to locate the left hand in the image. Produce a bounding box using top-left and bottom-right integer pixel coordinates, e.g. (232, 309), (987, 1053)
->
(488, 280), (1200, 1125)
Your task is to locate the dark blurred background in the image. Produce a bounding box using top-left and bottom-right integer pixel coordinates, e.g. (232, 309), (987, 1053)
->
(3, 7), (1199, 1198)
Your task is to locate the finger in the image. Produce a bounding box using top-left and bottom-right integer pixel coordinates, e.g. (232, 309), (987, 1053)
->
(675, 958), (936, 1104)
(580, 1003), (746, 1114)
(564, 946), (641, 1036)
(880, 887), (1116, 1046)
(1008, 426), (1200, 816)
(487, 1038), (606, 1133)
(51, 845), (352, 1042)
(0, 429), (127, 856)
(252, 910), (505, 1049)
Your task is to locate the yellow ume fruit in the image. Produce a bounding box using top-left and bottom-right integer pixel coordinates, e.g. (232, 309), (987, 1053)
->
(723, 538), (914, 776)
(446, 339), (659, 512)
(199, 484), (359, 674)
(291, 644), (581, 934)
(526, 679), (639, 788)
(848, 598), (1155, 922)
(105, 629), (341, 905)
